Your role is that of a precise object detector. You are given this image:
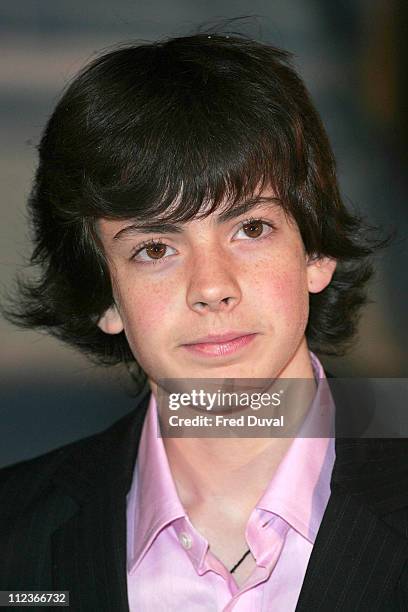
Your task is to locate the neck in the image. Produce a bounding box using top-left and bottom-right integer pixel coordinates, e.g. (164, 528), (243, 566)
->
(164, 437), (295, 522)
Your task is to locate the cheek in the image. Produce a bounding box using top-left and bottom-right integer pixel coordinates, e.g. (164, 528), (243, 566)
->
(118, 280), (176, 344)
(252, 257), (309, 329)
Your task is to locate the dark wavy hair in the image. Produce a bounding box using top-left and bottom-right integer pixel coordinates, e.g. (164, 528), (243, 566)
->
(2, 32), (385, 384)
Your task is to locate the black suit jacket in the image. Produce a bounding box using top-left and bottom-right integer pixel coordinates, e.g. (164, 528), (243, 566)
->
(1, 385), (408, 611)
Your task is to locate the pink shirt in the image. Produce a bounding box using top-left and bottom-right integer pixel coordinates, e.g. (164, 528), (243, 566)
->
(127, 353), (335, 611)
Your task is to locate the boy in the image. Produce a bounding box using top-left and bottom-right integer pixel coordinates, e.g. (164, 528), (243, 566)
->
(1, 32), (407, 611)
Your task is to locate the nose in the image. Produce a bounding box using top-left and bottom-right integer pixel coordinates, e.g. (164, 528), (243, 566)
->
(186, 248), (241, 314)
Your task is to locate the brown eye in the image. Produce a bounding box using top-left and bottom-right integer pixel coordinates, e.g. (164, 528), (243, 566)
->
(242, 219), (264, 238)
(146, 242), (167, 259)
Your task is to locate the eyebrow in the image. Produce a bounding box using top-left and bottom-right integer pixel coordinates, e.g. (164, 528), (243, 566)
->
(112, 197), (281, 242)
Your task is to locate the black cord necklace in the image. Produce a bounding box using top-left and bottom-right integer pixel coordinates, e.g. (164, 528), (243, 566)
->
(230, 548), (251, 574)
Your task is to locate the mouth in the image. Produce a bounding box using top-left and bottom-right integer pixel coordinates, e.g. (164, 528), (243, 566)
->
(181, 332), (258, 357)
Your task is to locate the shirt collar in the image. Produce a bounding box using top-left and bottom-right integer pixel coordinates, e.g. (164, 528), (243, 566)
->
(255, 352), (335, 543)
(127, 394), (186, 572)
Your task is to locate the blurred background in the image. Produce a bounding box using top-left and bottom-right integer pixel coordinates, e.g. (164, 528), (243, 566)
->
(1, 0), (407, 467)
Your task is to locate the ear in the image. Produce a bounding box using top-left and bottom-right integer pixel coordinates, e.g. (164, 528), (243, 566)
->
(97, 304), (124, 335)
(306, 256), (337, 294)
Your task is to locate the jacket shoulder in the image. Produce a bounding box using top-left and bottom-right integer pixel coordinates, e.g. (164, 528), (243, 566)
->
(0, 405), (145, 519)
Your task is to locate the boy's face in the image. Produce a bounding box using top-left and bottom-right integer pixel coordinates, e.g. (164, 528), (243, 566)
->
(96, 188), (336, 387)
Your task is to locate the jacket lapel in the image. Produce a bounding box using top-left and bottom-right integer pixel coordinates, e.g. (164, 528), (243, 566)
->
(51, 389), (150, 612)
(296, 437), (408, 610)
(51, 491), (129, 612)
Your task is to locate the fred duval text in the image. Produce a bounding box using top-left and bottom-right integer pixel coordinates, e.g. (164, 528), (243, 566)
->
(167, 415), (284, 428)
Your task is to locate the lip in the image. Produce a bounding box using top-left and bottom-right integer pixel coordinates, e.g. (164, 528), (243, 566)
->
(182, 332), (258, 357)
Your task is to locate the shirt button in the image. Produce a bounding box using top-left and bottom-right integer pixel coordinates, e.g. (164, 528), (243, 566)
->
(179, 532), (192, 549)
